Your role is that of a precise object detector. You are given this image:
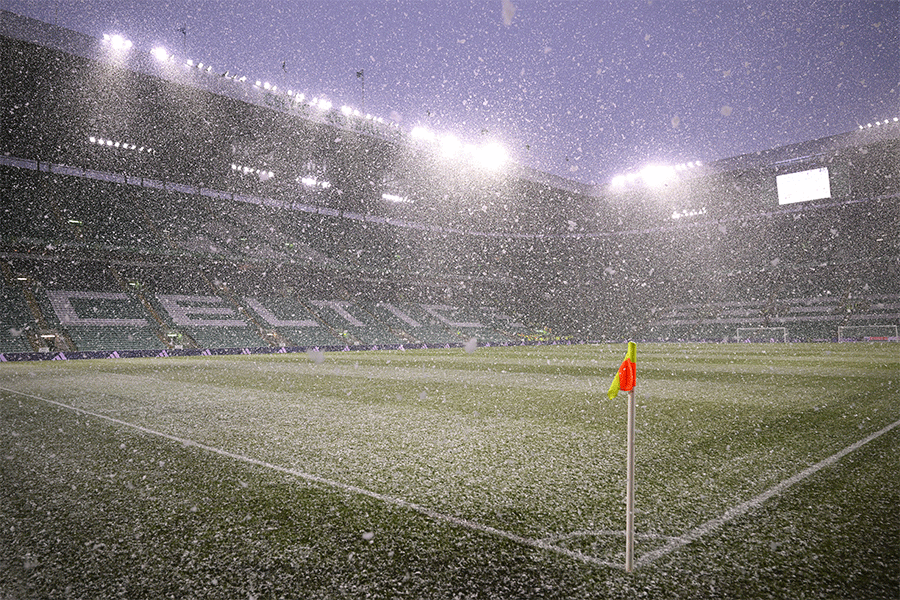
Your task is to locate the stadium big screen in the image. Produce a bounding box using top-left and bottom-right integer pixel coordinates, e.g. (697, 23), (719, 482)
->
(1, 11), (898, 354)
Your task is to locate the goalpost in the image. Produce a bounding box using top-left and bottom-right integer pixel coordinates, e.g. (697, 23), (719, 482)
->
(736, 326), (788, 343)
(837, 325), (899, 342)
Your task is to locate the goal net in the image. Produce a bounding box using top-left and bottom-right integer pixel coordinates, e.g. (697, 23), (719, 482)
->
(737, 326), (787, 343)
(837, 325), (899, 342)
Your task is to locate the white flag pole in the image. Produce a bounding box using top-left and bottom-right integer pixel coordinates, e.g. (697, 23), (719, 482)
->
(625, 387), (636, 573)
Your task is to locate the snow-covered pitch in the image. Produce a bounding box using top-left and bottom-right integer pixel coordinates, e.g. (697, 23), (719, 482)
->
(1, 342), (898, 598)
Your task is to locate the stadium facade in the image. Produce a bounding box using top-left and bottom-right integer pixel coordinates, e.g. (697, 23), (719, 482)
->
(1, 11), (898, 356)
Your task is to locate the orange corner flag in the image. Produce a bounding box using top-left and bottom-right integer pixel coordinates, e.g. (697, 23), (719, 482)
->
(607, 341), (636, 400)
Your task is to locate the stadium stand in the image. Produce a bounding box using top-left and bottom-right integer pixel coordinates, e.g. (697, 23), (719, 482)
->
(0, 165), (64, 246)
(0, 276), (36, 353)
(1, 11), (897, 355)
(241, 295), (344, 348)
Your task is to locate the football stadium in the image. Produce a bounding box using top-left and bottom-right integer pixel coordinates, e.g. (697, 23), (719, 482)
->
(1, 10), (898, 599)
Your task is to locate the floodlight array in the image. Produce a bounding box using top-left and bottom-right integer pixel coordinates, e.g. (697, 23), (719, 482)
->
(231, 163), (275, 179)
(381, 193), (410, 203)
(102, 34), (132, 51)
(311, 98), (332, 111)
(147, 43), (390, 129)
(298, 176), (332, 189)
(611, 160), (702, 190)
(671, 207), (707, 220)
(409, 125), (508, 170)
(858, 116), (899, 130)
(113, 31), (517, 175)
(151, 47), (173, 62)
(674, 160), (703, 171)
(88, 135), (155, 154)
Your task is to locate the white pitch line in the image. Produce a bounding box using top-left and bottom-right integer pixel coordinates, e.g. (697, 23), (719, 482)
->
(636, 417), (900, 568)
(0, 386), (622, 569)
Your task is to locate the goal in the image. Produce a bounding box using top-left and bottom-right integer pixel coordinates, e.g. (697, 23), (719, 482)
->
(837, 325), (899, 342)
(737, 326), (787, 343)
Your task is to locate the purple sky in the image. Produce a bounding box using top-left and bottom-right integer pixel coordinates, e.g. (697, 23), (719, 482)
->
(4, 0), (898, 184)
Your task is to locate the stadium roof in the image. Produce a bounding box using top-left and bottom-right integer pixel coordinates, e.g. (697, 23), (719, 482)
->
(2, 9), (896, 201)
(3, 2), (896, 188)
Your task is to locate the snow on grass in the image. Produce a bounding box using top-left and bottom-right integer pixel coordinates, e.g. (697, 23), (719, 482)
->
(1, 343), (897, 597)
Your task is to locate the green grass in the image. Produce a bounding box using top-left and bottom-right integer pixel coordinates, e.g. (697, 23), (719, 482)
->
(1, 343), (898, 598)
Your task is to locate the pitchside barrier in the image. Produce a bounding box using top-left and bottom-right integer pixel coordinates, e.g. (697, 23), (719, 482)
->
(0, 338), (580, 363)
(4, 329), (898, 363)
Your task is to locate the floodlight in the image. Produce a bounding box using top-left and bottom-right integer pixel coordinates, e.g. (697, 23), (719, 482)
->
(317, 98), (332, 111)
(106, 34), (132, 51)
(611, 175), (627, 188)
(477, 142), (508, 170)
(264, 82), (271, 90)
(439, 134), (462, 158)
(382, 193), (409, 203)
(411, 126), (435, 141)
(341, 106), (353, 116)
(640, 164), (676, 187)
(151, 47), (170, 62)
(301, 177), (317, 187)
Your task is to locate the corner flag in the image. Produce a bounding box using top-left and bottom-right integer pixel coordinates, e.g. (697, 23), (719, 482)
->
(608, 341), (636, 400)
(608, 341), (638, 572)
